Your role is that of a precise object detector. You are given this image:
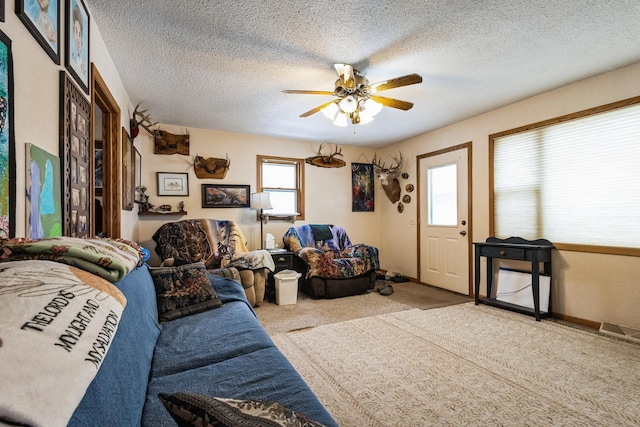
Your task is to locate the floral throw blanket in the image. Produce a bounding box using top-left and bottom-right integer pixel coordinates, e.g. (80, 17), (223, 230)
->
(153, 219), (274, 271)
(283, 225), (379, 279)
(0, 260), (127, 427)
(0, 237), (143, 283)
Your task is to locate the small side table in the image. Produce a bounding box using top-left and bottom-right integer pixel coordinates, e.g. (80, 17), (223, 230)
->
(266, 250), (306, 302)
(474, 237), (553, 321)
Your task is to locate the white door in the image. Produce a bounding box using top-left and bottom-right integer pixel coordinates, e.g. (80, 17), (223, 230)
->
(419, 147), (469, 294)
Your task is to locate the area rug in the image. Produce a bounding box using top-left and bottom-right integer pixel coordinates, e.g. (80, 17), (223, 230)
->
(255, 289), (414, 335)
(271, 303), (640, 426)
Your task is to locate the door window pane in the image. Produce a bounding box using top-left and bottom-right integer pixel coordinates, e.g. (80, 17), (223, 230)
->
(428, 163), (457, 226)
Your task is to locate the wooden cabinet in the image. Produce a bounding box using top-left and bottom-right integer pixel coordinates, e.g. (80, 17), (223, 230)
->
(474, 237), (553, 321)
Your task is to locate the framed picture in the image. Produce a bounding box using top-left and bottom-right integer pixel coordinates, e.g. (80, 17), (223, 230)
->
(157, 172), (189, 196)
(0, 29), (14, 238)
(201, 184), (250, 208)
(1, 0), (5, 22)
(351, 163), (374, 212)
(26, 143), (62, 239)
(16, 0), (60, 64)
(94, 140), (102, 196)
(59, 71), (91, 237)
(122, 128), (134, 210)
(65, 0), (89, 93)
(134, 147), (142, 202)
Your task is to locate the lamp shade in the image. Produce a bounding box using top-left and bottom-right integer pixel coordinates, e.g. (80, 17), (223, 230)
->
(250, 192), (273, 210)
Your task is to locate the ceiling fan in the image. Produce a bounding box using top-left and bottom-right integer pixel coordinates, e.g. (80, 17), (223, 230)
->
(283, 64), (422, 126)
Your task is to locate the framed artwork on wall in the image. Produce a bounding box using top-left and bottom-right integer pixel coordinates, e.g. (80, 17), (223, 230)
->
(201, 184), (250, 208)
(134, 147), (142, 202)
(0, 0), (5, 22)
(65, 0), (89, 93)
(351, 162), (374, 212)
(0, 29), (14, 238)
(26, 143), (62, 239)
(59, 71), (91, 237)
(16, 0), (60, 64)
(122, 128), (134, 210)
(157, 172), (189, 196)
(94, 140), (102, 196)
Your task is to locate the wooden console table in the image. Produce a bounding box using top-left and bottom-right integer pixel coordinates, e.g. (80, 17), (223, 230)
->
(474, 237), (553, 321)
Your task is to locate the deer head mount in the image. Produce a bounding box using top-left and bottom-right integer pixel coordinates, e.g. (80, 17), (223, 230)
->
(130, 103), (158, 138)
(372, 152), (403, 203)
(305, 143), (346, 168)
(193, 154), (230, 179)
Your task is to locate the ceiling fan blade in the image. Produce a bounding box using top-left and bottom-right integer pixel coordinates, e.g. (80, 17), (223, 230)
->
(370, 73), (423, 92)
(370, 95), (414, 111)
(299, 100), (337, 117)
(282, 90), (335, 95)
(334, 63), (355, 89)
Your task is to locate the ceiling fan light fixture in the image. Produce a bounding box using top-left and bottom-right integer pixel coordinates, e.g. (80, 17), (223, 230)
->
(333, 113), (349, 127)
(363, 98), (383, 116)
(321, 102), (340, 120)
(339, 95), (358, 114)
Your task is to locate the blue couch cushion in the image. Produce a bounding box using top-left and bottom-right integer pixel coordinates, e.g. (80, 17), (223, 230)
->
(69, 265), (161, 426)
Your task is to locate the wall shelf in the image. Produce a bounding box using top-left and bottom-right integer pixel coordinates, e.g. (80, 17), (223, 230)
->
(138, 211), (187, 217)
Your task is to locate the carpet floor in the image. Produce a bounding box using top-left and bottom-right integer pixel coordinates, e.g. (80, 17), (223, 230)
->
(255, 280), (471, 335)
(270, 303), (640, 426)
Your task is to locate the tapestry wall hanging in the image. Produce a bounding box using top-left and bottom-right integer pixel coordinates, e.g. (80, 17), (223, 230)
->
(0, 29), (14, 238)
(351, 163), (374, 212)
(26, 143), (62, 239)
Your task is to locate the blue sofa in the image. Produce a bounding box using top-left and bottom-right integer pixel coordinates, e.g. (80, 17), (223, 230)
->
(68, 264), (337, 426)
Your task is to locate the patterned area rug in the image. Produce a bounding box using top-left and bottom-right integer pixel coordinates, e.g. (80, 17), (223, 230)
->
(271, 303), (640, 426)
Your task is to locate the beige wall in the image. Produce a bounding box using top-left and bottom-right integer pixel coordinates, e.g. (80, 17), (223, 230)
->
(6, 3), (639, 328)
(379, 62), (640, 329)
(135, 127), (380, 265)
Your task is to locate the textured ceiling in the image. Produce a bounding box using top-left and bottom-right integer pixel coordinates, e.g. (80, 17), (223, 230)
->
(85, 0), (640, 147)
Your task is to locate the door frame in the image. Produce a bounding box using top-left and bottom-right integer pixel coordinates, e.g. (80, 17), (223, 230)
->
(416, 142), (473, 295)
(91, 64), (121, 237)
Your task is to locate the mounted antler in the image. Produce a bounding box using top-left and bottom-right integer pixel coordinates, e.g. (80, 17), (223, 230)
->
(372, 152), (404, 203)
(130, 102), (158, 138)
(193, 153), (230, 179)
(305, 143), (346, 168)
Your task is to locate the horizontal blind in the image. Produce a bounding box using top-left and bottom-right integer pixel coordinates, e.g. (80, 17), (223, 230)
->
(493, 102), (640, 248)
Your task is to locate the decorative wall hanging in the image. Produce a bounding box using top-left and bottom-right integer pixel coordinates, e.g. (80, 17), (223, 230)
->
(405, 183), (414, 192)
(26, 143), (62, 239)
(65, 0), (89, 93)
(372, 152), (403, 203)
(16, 0), (60, 64)
(134, 147), (142, 202)
(59, 71), (91, 237)
(193, 154), (230, 179)
(305, 143), (346, 168)
(0, 29), (14, 238)
(122, 128), (134, 211)
(0, 0), (5, 22)
(154, 129), (190, 155)
(201, 184), (250, 208)
(157, 172), (189, 196)
(351, 163), (374, 212)
(402, 194), (411, 204)
(94, 140), (102, 196)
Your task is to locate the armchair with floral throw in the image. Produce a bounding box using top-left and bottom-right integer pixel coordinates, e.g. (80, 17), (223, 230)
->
(152, 219), (275, 306)
(283, 224), (379, 298)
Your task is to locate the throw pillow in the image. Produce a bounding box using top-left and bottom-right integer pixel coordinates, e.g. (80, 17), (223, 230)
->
(150, 262), (223, 323)
(158, 393), (326, 427)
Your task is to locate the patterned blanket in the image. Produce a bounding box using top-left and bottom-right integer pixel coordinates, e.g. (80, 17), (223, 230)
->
(0, 237), (143, 283)
(153, 219), (274, 271)
(0, 260), (127, 427)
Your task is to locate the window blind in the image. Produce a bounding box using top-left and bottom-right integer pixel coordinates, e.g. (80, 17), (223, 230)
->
(492, 101), (640, 250)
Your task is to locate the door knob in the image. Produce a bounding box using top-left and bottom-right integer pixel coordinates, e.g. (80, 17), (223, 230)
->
(460, 230), (467, 236)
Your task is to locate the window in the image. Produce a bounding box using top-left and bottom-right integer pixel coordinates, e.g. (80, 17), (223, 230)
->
(257, 155), (304, 219)
(491, 96), (640, 256)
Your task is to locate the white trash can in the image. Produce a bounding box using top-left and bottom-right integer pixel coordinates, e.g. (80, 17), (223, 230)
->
(274, 270), (301, 305)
